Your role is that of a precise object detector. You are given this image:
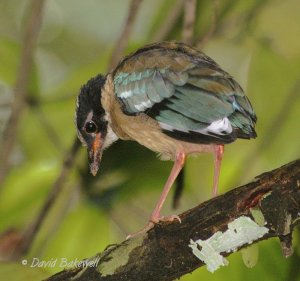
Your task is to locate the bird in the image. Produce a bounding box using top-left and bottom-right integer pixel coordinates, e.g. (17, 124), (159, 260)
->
(75, 41), (257, 235)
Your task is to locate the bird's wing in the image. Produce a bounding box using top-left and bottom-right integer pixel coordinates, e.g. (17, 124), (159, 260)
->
(113, 42), (256, 144)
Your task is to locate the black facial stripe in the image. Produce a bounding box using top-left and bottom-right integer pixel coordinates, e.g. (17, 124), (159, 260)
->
(76, 74), (106, 132)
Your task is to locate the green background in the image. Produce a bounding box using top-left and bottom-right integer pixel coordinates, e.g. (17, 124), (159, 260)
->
(0, 0), (300, 280)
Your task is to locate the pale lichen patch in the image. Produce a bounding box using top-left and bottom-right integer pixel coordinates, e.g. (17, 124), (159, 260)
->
(189, 216), (269, 272)
(98, 234), (145, 276)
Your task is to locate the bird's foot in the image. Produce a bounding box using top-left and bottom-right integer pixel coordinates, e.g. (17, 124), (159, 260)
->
(150, 214), (181, 224)
(126, 214), (181, 240)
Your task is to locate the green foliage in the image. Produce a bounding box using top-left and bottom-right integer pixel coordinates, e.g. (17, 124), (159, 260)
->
(0, 0), (299, 280)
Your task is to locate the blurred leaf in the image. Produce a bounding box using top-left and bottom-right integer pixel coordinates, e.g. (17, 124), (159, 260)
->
(0, 262), (49, 281)
(241, 245), (259, 268)
(0, 38), (19, 84)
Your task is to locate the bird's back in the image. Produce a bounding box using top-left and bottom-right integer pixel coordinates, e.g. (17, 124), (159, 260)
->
(112, 41), (257, 145)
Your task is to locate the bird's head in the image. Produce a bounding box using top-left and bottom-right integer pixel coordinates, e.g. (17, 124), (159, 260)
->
(75, 74), (118, 176)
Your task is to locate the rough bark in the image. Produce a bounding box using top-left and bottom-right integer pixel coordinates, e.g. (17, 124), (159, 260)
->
(46, 159), (300, 281)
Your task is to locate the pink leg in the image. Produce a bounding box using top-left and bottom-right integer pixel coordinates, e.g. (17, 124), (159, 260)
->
(150, 151), (186, 222)
(212, 145), (224, 196)
(126, 151), (185, 239)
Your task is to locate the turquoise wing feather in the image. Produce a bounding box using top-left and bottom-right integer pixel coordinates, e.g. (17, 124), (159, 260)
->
(113, 42), (256, 144)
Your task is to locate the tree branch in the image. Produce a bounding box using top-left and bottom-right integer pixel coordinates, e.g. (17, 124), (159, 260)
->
(0, 0), (45, 187)
(46, 159), (300, 281)
(108, 0), (143, 70)
(151, 0), (184, 42)
(182, 0), (196, 44)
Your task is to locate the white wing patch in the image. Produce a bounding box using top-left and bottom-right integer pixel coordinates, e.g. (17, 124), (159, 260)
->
(202, 118), (232, 135)
(159, 117), (232, 136)
(119, 90), (133, 99)
(115, 69), (174, 114)
(134, 100), (153, 111)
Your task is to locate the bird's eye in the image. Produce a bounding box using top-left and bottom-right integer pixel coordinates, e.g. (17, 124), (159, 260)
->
(84, 121), (97, 134)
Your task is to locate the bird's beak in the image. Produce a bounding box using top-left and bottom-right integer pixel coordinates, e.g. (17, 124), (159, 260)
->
(88, 133), (103, 176)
